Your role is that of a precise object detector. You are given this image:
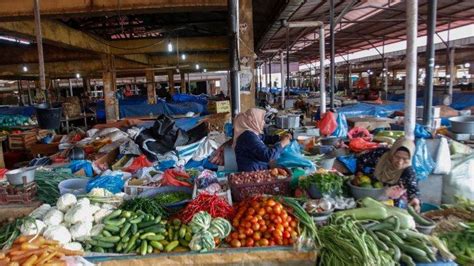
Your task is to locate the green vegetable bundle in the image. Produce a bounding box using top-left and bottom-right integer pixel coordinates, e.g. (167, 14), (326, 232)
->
(0, 217), (33, 250)
(319, 217), (395, 266)
(120, 197), (167, 218)
(299, 171), (344, 196)
(85, 209), (192, 254)
(35, 170), (75, 205)
(440, 223), (474, 265)
(154, 191), (191, 205)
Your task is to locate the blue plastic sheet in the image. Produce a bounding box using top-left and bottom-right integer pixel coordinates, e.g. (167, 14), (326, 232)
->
(413, 138), (435, 181)
(337, 102), (404, 118)
(277, 140), (316, 171)
(69, 160), (94, 177)
(0, 106), (35, 116)
(86, 174), (124, 194)
(172, 93), (208, 105)
(185, 158), (218, 171)
(332, 113), (348, 138)
(387, 92), (474, 111)
(337, 155), (357, 174)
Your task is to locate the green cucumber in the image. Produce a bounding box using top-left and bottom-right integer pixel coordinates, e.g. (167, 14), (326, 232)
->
(140, 232), (156, 240)
(399, 244), (428, 258)
(147, 245), (153, 254)
(138, 221), (157, 229)
(407, 205), (434, 226)
(104, 209), (122, 221)
(154, 216), (162, 223)
(131, 223), (138, 234)
(125, 233), (140, 253)
(94, 236), (121, 243)
(121, 235), (130, 243)
(93, 246), (105, 253)
(140, 240), (148, 255)
(150, 241), (164, 251)
(368, 222), (394, 231)
(179, 226), (186, 239)
(165, 240), (179, 252)
(105, 217), (127, 227)
(383, 230), (404, 246)
(179, 239), (190, 247)
(91, 240), (115, 248)
(120, 223), (131, 237)
(115, 242), (123, 253)
(130, 215), (144, 224)
(121, 210), (132, 218)
(146, 234), (165, 241)
(387, 242), (401, 261)
(104, 224), (121, 233)
(102, 230), (112, 237)
(400, 254), (415, 266)
(143, 225), (166, 234)
(367, 230), (388, 251)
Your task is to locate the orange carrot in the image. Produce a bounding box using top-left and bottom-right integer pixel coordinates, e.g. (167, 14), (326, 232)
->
(35, 251), (57, 265)
(22, 254), (38, 266)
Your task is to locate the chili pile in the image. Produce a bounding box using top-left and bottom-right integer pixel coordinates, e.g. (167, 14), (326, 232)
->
(179, 193), (233, 223)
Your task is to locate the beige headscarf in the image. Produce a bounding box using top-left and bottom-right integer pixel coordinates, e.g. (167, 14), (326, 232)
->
(232, 108), (266, 148)
(374, 137), (415, 185)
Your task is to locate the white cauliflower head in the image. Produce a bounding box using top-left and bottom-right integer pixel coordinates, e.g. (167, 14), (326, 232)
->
(64, 203), (94, 224)
(43, 225), (71, 244)
(43, 209), (64, 226)
(20, 219), (46, 235)
(69, 221), (93, 241)
(62, 242), (83, 251)
(93, 209), (113, 224)
(57, 193), (77, 212)
(76, 198), (90, 206)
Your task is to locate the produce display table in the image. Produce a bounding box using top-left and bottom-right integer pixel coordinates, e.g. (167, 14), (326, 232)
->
(86, 247), (317, 266)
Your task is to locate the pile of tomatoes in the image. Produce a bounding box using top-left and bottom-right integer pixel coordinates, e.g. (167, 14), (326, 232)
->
(226, 197), (298, 248)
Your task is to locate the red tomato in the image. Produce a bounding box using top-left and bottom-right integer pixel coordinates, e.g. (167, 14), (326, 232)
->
(281, 212), (288, 220)
(290, 220), (297, 228)
(260, 225), (267, 232)
(283, 231), (291, 239)
(266, 206), (273, 214)
(238, 233), (246, 240)
(276, 224), (284, 233)
(282, 221), (289, 228)
(275, 216), (283, 224)
(269, 240), (276, 246)
(288, 238), (294, 244)
(244, 222), (252, 229)
(238, 228), (246, 235)
(231, 239), (242, 248)
(290, 231), (298, 239)
(286, 216), (293, 223)
(273, 230), (283, 239)
(245, 238), (255, 247)
(263, 214), (270, 220)
(231, 232), (239, 240)
(283, 239), (289, 246)
(266, 199), (276, 207)
(268, 225), (275, 232)
(250, 217), (258, 224)
(276, 238), (284, 245)
(247, 208), (256, 216)
(259, 239), (269, 246)
(245, 228), (254, 236)
(232, 219), (239, 227)
(258, 208), (266, 216)
(252, 231), (261, 241)
(250, 200), (259, 208)
(252, 223), (260, 231)
(264, 232), (272, 239)
(273, 205), (282, 215)
(270, 214), (276, 221)
(259, 220), (266, 227)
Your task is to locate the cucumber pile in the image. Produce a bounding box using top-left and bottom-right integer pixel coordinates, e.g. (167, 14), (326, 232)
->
(84, 209), (193, 255)
(366, 216), (442, 266)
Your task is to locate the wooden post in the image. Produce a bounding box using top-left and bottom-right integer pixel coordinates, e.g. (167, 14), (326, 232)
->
(168, 70), (175, 95)
(238, 0), (256, 112)
(146, 69), (156, 104)
(102, 54), (119, 122)
(180, 72), (186, 94)
(83, 76), (91, 95)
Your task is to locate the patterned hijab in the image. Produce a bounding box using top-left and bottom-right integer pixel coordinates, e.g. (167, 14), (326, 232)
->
(232, 108), (266, 148)
(374, 137), (415, 185)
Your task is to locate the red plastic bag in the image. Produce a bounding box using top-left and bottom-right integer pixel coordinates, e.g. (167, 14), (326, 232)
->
(348, 127), (373, 141)
(161, 169), (192, 187)
(349, 138), (379, 153)
(318, 111), (337, 136)
(124, 154), (152, 173)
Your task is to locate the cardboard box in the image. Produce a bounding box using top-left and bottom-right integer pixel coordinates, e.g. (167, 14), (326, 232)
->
(208, 100), (230, 114)
(416, 106), (441, 119)
(30, 135), (63, 156)
(416, 118), (442, 129)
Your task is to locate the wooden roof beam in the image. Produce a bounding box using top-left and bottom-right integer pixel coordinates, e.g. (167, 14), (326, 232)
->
(0, 0), (227, 21)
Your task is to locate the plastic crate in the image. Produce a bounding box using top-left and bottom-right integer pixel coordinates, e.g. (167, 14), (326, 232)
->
(192, 177), (232, 205)
(229, 169), (291, 202)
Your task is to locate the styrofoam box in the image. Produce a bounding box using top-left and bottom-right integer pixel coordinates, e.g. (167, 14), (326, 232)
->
(416, 106), (441, 119)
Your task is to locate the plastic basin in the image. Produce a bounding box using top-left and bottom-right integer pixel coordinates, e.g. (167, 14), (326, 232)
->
(6, 166), (36, 185)
(58, 178), (89, 195)
(348, 181), (388, 200)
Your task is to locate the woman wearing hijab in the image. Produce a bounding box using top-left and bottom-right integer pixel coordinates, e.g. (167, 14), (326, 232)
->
(357, 137), (420, 211)
(233, 108), (292, 172)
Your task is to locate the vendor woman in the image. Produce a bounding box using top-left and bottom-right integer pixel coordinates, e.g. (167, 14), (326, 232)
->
(233, 108), (291, 172)
(358, 137), (420, 212)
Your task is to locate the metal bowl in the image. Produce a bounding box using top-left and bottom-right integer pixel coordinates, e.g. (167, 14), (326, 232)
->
(449, 116), (474, 134)
(6, 166), (36, 185)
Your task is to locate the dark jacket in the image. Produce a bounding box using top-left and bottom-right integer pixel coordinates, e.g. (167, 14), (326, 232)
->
(234, 130), (283, 172)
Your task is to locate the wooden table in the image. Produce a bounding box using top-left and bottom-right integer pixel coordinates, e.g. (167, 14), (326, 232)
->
(86, 246), (317, 266)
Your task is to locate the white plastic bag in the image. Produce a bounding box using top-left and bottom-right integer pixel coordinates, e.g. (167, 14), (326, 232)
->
(442, 154), (474, 204)
(432, 137), (451, 174)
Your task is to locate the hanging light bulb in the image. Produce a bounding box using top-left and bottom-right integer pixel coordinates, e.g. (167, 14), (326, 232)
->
(167, 41), (173, 52)
(195, 64), (200, 70)
(22, 66), (28, 72)
(181, 54), (186, 60)
(75, 73), (81, 79)
(203, 69), (207, 73)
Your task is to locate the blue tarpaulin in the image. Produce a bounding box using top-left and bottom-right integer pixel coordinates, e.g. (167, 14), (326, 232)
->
(388, 92), (474, 110)
(337, 101), (404, 118)
(172, 93), (208, 105)
(0, 106), (35, 116)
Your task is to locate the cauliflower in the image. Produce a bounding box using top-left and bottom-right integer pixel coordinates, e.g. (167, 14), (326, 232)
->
(43, 209), (64, 226)
(57, 193), (77, 212)
(69, 221), (93, 241)
(29, 204), (52, 219)
(64, 203), (94, 224)
(20, 219), (46, 235)
(93, 209), (113, 224)
(62, 242), (83, 251)
(90, 204), (101, 215)
(43, 225), (71, 244)
(76, 198), (90, 206)
(90, 224), (105, 237)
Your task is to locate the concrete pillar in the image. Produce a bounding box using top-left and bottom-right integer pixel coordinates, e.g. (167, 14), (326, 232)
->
(404, 0), (418, 140)
(168, 70), (175, 95)
(102, 54), (119, 122)
(83, 77), (91, 95)
(238, 0), (256, 112)
(447, 47), (455, 105)
(146, 70), (156, 104)
(180, 72), (186, 94)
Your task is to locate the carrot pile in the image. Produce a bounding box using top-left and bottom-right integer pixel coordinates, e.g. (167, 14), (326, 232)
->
(0, 235), (83, 266)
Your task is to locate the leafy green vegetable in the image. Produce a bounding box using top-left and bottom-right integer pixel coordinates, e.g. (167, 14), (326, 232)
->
(120, 197), (167, 217)
(154, 191), (191, 205)
(35, 170), (76, 205)
(299, 171), (345, 195)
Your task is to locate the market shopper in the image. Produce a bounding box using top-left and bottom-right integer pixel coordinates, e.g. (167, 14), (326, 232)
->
(362, 137), (420, 211)
(233, 108), (292, 172)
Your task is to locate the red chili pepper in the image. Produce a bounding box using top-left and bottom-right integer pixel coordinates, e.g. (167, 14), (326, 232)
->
(179, 193), (233, 223)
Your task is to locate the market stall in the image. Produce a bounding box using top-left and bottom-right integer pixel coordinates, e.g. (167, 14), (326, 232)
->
(0, 107), (472, 266)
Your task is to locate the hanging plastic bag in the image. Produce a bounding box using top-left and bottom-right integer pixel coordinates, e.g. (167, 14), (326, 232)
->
(161, 169), (192, 187)
(348, 127), (373, 141)
(318, 111), (337, 136)
(337, 155), (357, 174)
(332, 113), (348, 138)
(412, 138), (435, 181)
(432, 137), (452, 175)
(123, 155), (153, 173)
(415, 124), (432, 139)
(69, 160), (94, 177)
(349, 138), (379, 153)
(442, 154), (474, 203)
(277, 140), (316, 171)
(86, 174), (124, 194)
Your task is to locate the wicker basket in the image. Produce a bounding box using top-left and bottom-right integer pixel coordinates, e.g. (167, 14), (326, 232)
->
(229, 170), (291, 202)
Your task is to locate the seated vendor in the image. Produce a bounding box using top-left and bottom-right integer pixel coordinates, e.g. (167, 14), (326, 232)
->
(357, 137), (420, 211)
(233, 108), (291, 172)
